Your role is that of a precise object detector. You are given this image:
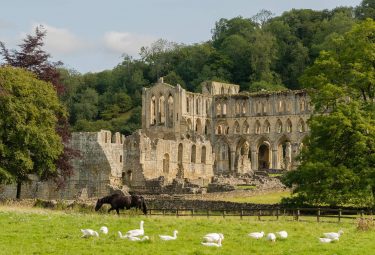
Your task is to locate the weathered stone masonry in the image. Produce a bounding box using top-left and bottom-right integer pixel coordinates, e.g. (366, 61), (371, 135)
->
(0, 80), (310, 199)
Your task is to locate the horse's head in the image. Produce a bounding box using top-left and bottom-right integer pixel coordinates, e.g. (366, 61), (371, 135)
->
(95, 199), (102, 211)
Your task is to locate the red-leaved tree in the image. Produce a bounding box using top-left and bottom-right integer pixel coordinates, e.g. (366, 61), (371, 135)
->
(0, 26), (79, 196)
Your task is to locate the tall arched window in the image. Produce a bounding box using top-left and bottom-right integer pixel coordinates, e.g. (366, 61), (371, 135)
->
(216, 103), (221, 117)
(222, 103), (227, 116)
(191, 145), (196, 163)
(234, 121), (240, 134)
(242, 121), (250, 134)
(201, 146), (206, 163)
(163, 154), (169, 173)
(167, 95), (174, 128)
(255, 121), (261, 134)
(286, 119), (292, 133)
(186, 97), (190, 113)
(242, 102), (246, 115)
(298, 118), (305, 132)
(276, 119), (282, 133)
(151, 95), (156, 125)
(264, 120), (271, 133)
(196, 98), (200, 115)
(159, 95), (165, 124)
(195, 118), (202, 134)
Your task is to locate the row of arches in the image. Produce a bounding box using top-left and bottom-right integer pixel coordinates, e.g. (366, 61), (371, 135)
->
(186, 96), (211, 116)
(215, 135), (304, 173)
(150, 94), (174, 127)
(216, 118), (306, 135)
(215, 97), (309, 117)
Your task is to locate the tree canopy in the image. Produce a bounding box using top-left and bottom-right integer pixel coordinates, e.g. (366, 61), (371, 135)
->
(282, 19), (375, 207)
(0, 67), (65, 195)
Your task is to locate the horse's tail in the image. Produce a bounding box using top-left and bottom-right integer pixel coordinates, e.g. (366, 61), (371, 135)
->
(141, 196), (147, 215)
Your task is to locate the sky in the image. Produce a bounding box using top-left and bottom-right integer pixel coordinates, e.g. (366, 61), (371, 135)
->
(0, 0), (363, 73)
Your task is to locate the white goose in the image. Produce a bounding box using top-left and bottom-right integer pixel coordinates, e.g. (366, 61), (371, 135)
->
(323, 230), (344, 239)
(118, 231), (149, 241)
(319, 237), (339, 243)
(203, 233), (224, 243)
(201, 237), (222, 247)
(276, 231), (288, 239)
(248, 231), (264, 239)
(81, 229), (99, 238)
(159, 230), (178, 241)
(100, 226), (108, 235)
(266, 233), (276, 242)
(125, 220), (144, 237)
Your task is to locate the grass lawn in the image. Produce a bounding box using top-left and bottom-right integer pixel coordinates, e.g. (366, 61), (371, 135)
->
(0, 206), (374, 255)
(222, 191), (291, 204)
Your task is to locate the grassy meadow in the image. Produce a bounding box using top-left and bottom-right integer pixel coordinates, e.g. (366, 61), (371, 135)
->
(0, 205), (374, 255)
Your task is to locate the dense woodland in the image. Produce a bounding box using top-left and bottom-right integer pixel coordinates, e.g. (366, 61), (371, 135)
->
(59, 1), (375, 135)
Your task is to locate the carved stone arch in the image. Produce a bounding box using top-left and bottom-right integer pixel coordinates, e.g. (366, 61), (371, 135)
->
(222, 102), (227, 116)
(276, 134), (292, 170)
(163, 153), (170, 174)
(242, 120), (250, 134)
(276, 119), (283, 133)
(256, 137), (272, 170)
(191, 144), (196, 163)
(242, 101), (247, 115)
(255, 120), (261, 134)
(214, 137), (231, 174)
(233, 121), (240, 134)
(178, 143), (183, 164)
(235, 101), (241, 115)
(286, 118), (293, 133)
(196, 97), (200, 115)
(298, 118), (306, 133)
(263, 120), (271, 134)
(299, 98), (306, 112)
(167, 94), (174, 128)
(216, 102), (221, 117)
(187, 118), (192, 131)
(234, 137), (251, 174)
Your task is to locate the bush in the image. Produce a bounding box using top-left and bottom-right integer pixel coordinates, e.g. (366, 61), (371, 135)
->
(356, 217), (375, 231)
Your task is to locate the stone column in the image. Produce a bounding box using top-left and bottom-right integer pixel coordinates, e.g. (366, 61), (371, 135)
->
(251, 149), (257, 171)
(230, 150), (236, 174)
(272, 149), (278, 169)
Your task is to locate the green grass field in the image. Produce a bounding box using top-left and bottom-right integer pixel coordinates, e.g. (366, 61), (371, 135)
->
(221, 191), (291, 204)
(0, 206), (374, 255)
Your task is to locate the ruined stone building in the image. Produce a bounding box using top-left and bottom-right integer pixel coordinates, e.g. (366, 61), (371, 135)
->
(0, 79), (311, 199)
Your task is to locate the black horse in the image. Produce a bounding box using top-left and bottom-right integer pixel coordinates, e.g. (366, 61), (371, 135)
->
(95, 193), (147, 215)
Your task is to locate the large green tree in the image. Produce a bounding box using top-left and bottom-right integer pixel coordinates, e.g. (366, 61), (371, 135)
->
(0, 67), (65, 197)
(283, 19), (375, 207)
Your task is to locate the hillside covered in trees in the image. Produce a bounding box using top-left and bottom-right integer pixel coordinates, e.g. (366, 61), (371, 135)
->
(58, 1), (374, 135)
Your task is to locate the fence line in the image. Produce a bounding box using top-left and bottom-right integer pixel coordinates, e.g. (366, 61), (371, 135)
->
(146, 207), (372, 222)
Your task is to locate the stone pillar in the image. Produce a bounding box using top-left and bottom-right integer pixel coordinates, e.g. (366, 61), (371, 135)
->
(230, 150), (236, 174)
(272, 149), (278, 169)
(251, 149), (257, 171)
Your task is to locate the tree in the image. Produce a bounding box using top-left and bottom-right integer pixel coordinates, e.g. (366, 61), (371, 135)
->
(283, 20), (375, 207)
(0, 67), (65, 198)
(355, 0), (375, 20)
(0, 25), (78, 191)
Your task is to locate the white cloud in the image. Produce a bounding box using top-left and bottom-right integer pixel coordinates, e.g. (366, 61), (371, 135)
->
(31, 23), (87, 55)
(103, 31), (155, 56)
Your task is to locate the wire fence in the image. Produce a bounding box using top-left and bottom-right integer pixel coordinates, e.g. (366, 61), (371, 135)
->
(146, 207), (373, 222)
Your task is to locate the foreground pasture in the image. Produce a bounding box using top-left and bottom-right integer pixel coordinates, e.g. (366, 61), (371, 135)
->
(0, 206), (374, 255)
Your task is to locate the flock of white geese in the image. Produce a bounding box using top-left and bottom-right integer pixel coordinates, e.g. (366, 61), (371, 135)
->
(81, 221), (344, 246)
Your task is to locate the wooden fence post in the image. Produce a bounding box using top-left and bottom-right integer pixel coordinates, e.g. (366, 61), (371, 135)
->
(296, 209), (300, 221)
(162, 209), (165, 216)
(207, 209), (210, 219)
(240, 209), (243, 220)
(258, 209), (262, 221)
(338, 209), (342, 222)
(317, 208), (320, 222)
(223, 210), (226, 219)
(176, 209), (179, 217)
(361, 210), (364, 219)
(276, 209), (279, 221)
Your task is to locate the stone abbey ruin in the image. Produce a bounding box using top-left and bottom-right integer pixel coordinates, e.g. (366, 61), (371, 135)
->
(0, 79), (310, 199)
